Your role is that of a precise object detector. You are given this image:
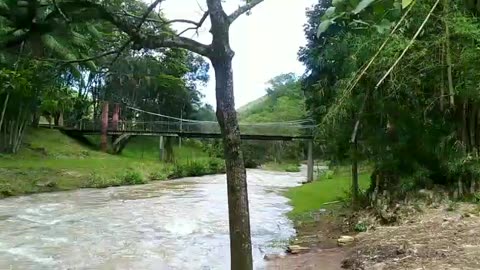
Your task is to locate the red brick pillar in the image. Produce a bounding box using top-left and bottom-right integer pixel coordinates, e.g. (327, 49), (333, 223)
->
(112, 103), (120, 131)
(100, 101), (109, 152)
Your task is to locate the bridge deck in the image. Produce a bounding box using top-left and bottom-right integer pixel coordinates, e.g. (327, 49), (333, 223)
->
(59, 120), (314, 141)
(63, 128), (312, 141)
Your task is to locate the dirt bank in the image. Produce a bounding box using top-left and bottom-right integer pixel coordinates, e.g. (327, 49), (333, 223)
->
(267, 208), (351, 270)
(343, 203), (480, 269)
(269, 203), (480, 270)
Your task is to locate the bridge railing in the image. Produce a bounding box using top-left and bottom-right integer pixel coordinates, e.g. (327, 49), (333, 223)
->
(66, 120), (314, 137)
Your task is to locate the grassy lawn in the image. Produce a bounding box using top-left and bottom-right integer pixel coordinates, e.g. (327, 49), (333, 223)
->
(0, 128), (222, 198)
(285, 166), (371, 217)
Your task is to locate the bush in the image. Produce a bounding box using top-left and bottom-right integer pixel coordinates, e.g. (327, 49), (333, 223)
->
(149, 170), (168, 181)
(0, 185), (14, 197)
(208, 158), (226, 173)
(285, 164), (300, 172)
(121, 169), (146, 185)
(320, 170), (334, 180)
(85, 172), (121, 188)
(169, 158), (226, 179)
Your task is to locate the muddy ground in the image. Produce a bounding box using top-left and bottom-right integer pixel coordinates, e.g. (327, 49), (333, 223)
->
(268, 203), (480, 270)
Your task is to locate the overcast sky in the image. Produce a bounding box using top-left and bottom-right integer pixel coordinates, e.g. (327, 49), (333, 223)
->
(161, 0), (317, 108)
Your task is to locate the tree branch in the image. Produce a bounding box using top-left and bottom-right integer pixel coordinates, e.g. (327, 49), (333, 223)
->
(52, 0), (211, 58)
(177, 11), (209, 36)
(108, 0), (164, 66)
(136, 34), (211, 57)
(228, 0), (265, 23)
(61, 50), (119, 64)
(52, 0), (70, 22)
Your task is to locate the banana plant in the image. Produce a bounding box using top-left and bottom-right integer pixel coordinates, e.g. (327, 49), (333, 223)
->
(0, 0), (106, 75)
(316, 0), (414, 37)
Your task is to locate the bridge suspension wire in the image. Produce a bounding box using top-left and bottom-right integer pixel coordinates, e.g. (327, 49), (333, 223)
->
(125, 106), (315, 127)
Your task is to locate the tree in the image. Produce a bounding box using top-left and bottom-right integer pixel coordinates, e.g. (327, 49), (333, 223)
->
(42, 1), (263, 268)
(301, 0), (480, 203)
(2, 0), (266, 267)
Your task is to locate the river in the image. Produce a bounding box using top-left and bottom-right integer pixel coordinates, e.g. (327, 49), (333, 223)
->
(0, 168), (305, 269)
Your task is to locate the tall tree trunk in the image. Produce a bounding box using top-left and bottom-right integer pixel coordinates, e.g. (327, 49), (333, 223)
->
(212, 58), (253, 270)
(351, 138), (359, 204)
(207, 1), (253, 269)
(0, 92), (10, 132)
(469, 103), (476, 151)
(444, 0), (455, 107)
(440, 42), (445, 111)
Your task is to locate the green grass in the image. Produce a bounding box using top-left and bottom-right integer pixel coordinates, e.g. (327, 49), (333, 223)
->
(285, 166), (371, 217)
(0, 128), (223, 198)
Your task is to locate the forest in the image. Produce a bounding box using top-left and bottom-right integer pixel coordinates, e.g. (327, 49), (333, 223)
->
(2, 0), (480, 269)
(302, 0), (480, 202)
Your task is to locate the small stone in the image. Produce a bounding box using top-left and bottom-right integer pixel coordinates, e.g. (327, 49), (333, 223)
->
(337, 235), (355, 246)
(36, 181), (56, 188)
(372, 262), (386, 270)
(263, 254), (283, 261)
(286, 245), (310, 254)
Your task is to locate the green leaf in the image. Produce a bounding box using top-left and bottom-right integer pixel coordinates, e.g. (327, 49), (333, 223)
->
(352, 0), (376, 14)
(0, 1), (9, 11)
(332, 0), (345, 7)
(87, 25), (102, 39)
(374, 19), (394, 34)
(317, 19), (333, 37)
(85, 61), (97, 71)
(352, 19), (370, 26)
(41, 34), (71, 59)
(402, 0), (413, 8)
(325, 7), (336, 18)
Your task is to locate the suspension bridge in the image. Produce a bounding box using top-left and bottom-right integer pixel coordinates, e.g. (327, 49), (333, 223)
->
(62, 105), (315, 141)
(53, 103), (316, 181)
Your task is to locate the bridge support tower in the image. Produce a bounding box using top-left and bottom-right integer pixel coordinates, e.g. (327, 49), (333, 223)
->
(159, 136), (165, 161)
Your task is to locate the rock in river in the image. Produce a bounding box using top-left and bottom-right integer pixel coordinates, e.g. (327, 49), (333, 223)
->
(337, 236), (355, 246)
(287, 245), (310, 254)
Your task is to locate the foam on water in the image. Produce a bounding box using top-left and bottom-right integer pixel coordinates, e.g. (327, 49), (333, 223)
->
(0, 168), (305, 270)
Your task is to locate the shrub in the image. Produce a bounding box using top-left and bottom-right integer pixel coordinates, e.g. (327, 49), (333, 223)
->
(208, 158), (226, 173)
(121, 169), (146, 185)
(149, 170), (168, 181)
(320, 170), (334, 180)
(86, 172), (121, 188)
(0, 185), (14, 197)
(169, 158), (225, 179)
(285, 164), (300, 172)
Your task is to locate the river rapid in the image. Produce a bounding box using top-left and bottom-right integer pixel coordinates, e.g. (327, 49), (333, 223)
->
(0, 168), (305, 270)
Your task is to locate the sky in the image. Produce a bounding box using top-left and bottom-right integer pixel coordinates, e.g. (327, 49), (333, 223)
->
(161, 0), (317, 108)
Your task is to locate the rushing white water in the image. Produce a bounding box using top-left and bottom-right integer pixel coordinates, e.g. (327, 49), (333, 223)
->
(0, 168), (305, 270)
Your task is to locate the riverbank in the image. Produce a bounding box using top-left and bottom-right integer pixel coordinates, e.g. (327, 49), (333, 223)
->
(267, 166), (370, 269)
(271, 167), (480, 269)
(0, 128), (225, 198)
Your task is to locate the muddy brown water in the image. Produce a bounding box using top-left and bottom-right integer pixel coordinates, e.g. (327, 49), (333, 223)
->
(0, 168), (307, 269)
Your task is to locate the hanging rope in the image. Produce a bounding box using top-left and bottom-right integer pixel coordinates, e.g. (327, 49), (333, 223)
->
(125, 105), (315, 127)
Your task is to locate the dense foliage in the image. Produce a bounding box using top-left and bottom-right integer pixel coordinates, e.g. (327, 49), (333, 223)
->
(235, 73), (308, 166)
(301, 0), (480, 200)
(0, 0), (213, 153)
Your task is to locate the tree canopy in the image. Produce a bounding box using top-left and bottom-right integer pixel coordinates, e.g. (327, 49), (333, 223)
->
(301, 0), (480, 199)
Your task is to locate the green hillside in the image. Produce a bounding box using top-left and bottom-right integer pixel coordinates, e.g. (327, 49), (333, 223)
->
(236, 73), (307, 171)
(0, 129), (223, 198)
(238, 73), (306, 123)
